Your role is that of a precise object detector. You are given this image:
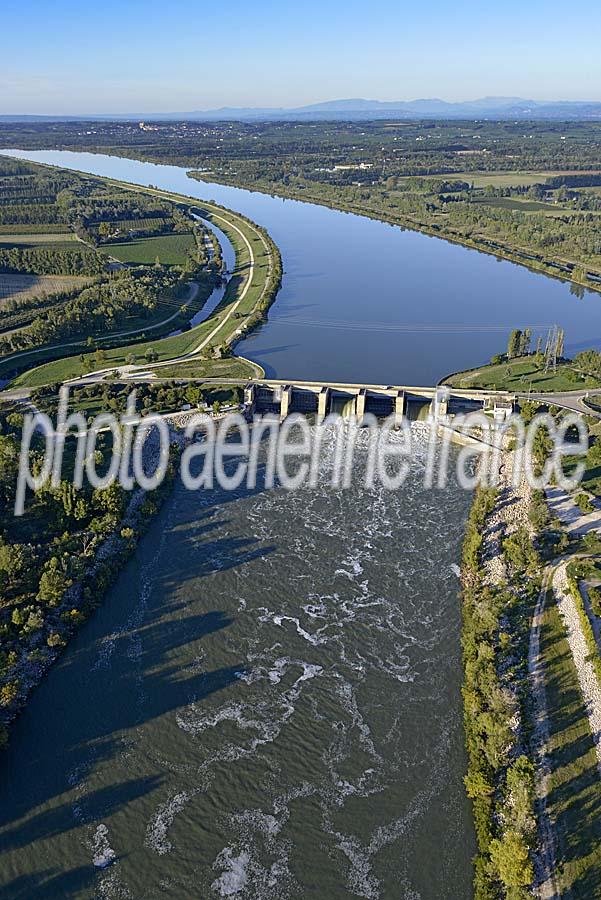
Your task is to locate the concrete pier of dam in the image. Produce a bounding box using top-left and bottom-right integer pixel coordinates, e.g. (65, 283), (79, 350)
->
(242, 379), (515, 425)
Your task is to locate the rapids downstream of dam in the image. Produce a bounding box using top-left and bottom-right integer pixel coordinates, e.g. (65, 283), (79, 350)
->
(0, 426), (475, 899)
(0, 147), (557, 899)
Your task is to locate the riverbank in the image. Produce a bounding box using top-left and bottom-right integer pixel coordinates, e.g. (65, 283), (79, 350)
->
(443, 354), (601, 393)
(460, 447), (542, 899)
(187, 171), (601, 298)
(1, 164), (282, 389)
(0, 426), (181, 750)
(460, 409), (601, 897)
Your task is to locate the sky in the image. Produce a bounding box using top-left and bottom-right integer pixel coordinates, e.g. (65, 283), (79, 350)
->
(2, 0), (600, 114)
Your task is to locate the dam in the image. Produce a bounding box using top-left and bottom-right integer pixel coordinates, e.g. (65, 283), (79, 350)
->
(242, 379), (515, 423)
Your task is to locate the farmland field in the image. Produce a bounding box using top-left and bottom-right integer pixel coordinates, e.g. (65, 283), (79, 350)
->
(101, 232), (195, 265)
(0, 232), (77, 245)
(96, 216), (169, 231)
(449, 170), (601, 188)
(470, 196), (565, 213)
(0, 273), (92, 305)
(0, 224), (72, 234)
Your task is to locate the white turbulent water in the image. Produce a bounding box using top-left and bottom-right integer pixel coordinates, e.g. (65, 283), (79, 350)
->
(0, 427), (475, 899)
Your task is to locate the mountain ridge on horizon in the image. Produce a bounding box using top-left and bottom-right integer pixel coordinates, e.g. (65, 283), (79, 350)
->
(2, 96), (601, 122)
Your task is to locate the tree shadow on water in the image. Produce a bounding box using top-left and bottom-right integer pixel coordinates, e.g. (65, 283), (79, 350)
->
(0, 621), (242, 849)
(0, 776), (160, 853)
(1, 864), (98, 900)
(0, 466), (278, 864)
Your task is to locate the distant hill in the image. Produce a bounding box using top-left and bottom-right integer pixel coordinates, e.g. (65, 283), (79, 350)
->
(176, 97), (601, 120)
(2, 97), (601, 122)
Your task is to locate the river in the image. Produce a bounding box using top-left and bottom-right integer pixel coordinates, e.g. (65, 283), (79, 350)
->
(0, 149), (570, 900)
(2, 149), (601, 384)
(0, 428), (475, 899)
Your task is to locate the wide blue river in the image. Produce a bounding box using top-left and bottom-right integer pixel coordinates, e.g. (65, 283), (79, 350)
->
(3, 148), (601, 384)
(0, 148), (591, 900)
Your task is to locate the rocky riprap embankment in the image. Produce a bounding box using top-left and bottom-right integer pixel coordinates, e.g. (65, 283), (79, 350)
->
(481, 450), (532, 587)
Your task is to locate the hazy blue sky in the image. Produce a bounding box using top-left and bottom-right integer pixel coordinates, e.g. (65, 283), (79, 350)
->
(2, 0), (599, 113)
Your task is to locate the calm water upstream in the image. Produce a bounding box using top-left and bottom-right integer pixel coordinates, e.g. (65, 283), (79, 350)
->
(3, 148), (601, 384)
(0, 148), (585, 899)
(0, 428), (474, 899)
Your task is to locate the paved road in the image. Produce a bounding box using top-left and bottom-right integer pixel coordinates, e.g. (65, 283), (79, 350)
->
(65, 207), (270, 384)
(517, 388), (601, 417)
(0, 281), (200, 369)
(3, 206), (269, 396)
(130, 205), (272, 376)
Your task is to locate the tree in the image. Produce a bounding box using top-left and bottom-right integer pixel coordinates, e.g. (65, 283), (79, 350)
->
(520, 327), (532, 356)
(23, 609), (45, 633)
(93, 482), (124, 517)
(505, 756), (535, 838)
(53, 480), (79, 521)
(120, 526), (135, 544)
(503, 526), (539, 575)
(185, 384), (202, 406)
(489, 831), (534, 891)
(47, 632), (66, 648)
(37, 557), (66, 606)
(507, 329), (522, 359)
(0, 680), (20, 708)
(556, 327), (565, 360)
(74, 498), (88, 521)
(464, 768), (493, 800)
(0, 542), (26, 586)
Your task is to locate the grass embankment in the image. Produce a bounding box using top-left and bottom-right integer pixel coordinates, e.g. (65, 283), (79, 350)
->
(562, 418), (601, 499)
(155, 357), (263, 380)
(443, 356), (601, 392)
(566, 562), (601, 686)
(10, 185), (281, 388)
(539, 599), (601, 894)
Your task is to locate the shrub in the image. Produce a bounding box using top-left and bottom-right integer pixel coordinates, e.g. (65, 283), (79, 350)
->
(47, 632), (66, 648)
(575, 492), (594, 514)
(503, 527), (538, 576)
(588, 585), (601, 618)
(0, 680), (20, 707)
(489, 830), (535, 892)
